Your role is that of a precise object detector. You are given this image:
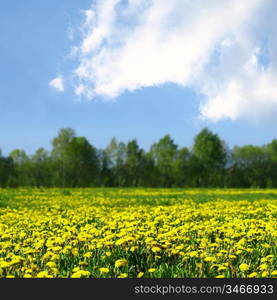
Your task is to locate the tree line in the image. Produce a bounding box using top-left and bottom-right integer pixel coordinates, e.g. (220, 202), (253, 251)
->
(0, 127), (276, 188)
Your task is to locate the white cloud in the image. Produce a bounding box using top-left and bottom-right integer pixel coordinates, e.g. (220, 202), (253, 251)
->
(69, 0), (277, 122)
(75, 83), (85, 96)
(49, 76), (65, 92)
(199, 50), (277, 122)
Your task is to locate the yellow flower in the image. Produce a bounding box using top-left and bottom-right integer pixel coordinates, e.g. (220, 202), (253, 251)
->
(51, 254), (59, 261)
(99, 268), (109, 274)
(52, 246), (62, 252)
(71, 272), (82, 278)
(259, 264), (267, 271)
(204, 257), (216, 262)
(137, 272), (144, 278)
(248, 272), (258, 278)
(228, 255), (237, 259)
(189, 251), (198, 257)
(46, 261), (56, 268)
(83, 252), (92, 258)
(42, 252), (53, 260)
(37, 271), (51, 278)
(19, 232), (27, 239)
(71, 248), (78, 256)
(216, 275), (224, 278)
(72, 267), (80, 272)
(115, 259), (128, 268)
(145, 237), (154, 243)
(118, 273), (128, 278)
(0, 261), (10, 268)
(71, 270), (90, 278)
(239, 264), (249, 272)
(0, 188), (276, 279)
(262, 271), (268, 278)
(148, 268), (156, 273)
(151, 246), (161, 253)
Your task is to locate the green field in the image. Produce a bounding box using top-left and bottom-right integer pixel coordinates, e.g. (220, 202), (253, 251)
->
(0, 188), (276, 278)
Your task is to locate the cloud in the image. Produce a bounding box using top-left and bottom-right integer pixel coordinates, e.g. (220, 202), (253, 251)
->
(199, 51), (277, 122)
(69, 0), (277, 122)
(49, 77), (65, 92)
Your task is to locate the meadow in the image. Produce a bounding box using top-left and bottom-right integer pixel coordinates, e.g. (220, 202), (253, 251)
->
(0, 188), (276, 278)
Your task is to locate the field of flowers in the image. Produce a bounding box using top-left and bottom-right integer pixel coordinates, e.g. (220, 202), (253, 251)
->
(0, 188), (276, 278)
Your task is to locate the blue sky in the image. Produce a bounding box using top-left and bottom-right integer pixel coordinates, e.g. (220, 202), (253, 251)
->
(0, 0), (276, 156)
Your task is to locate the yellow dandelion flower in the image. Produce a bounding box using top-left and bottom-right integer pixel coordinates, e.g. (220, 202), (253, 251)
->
(259, 264), (267, 271)
(71, 270), (90, 278)
(115, 259), (128, 268)
(204, 257), (216, 262)
(99, 268), (109, 274)
(46, 261), (56, 268)
(248, 272), (258, 278)
(37, 271), (51, 278)
(151, 246), (161, 253)
(118, 273), (128, 278)
(239, 264), (249, 272)
(261, 271), (268, 278)
(148, 268), (156, 273)
(83, 252), (92, 258)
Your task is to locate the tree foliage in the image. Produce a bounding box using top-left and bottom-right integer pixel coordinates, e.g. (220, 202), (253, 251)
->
(0, 128), (276, 188)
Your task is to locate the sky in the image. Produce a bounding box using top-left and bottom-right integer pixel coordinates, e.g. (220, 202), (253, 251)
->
(0, 0), (277, 156)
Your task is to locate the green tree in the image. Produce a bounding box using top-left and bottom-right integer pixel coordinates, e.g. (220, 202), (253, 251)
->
(125, 140), (145, 186)
(67, 136), (99, 187)
(172, 147), (191, 187)
(105, 138), (127, 186)
(30, 148), (52, 187)
(232, 145), (270, 188)
(1, 127), (276, 188)
(150, 135), (178, 187)
(266, 139), (277, 187)
(0, 150), (14, 187)
(51, 128), (77, 186)
(52, 128), (76, 158)
(9, 149), (31, 186)
(193, 128), (227, 187)
(98, 149), (114, 187)
(51, 128), (99, 187)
